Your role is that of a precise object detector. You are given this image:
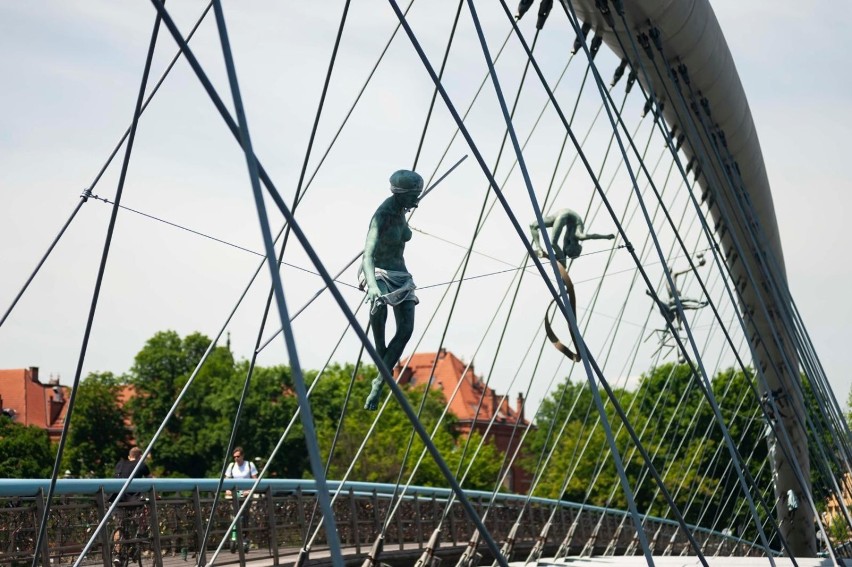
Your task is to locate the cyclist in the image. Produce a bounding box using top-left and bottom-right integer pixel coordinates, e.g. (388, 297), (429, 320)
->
(112, 448), (152, 567)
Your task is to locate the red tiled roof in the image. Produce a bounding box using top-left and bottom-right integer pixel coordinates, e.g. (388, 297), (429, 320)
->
(395, 350), (527, 426)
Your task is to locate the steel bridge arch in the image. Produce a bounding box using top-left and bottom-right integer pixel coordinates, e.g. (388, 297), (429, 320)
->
(569, 0), (810, 554)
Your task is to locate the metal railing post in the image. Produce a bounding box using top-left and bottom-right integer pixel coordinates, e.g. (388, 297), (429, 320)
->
(192, 487), (206, 566)
(266, 486), (279, 566)
(95, 488), (111, 567)
(396, 498), (404, 551)
(348, 486), (360, 554)
(414, 493), (423, 550)
(34, 488), (51, 567)
(448, 499), (457, 546)
(371, 489), (380, 541)
(149, 485), (163, 567)
(295, 487), (307, 543)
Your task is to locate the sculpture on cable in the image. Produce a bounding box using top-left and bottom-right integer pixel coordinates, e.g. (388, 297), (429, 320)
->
(361, 170), (423, 411)
(530, 208), (615, 363)
(646, 253), (709, 358)
(529, 208), (615, 265)
(648, 253), (709, 331)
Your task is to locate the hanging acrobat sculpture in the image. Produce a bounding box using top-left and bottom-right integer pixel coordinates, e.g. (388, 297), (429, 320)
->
(529, 208), (615, 362)
(646, 253), (709, 358)
(360, 170), (423, 411)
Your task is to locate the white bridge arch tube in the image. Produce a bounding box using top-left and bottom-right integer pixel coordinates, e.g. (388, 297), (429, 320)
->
(568, 0), (815, 556)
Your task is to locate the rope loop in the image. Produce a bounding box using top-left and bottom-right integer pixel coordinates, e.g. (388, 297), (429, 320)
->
(543, 261), (581, 363)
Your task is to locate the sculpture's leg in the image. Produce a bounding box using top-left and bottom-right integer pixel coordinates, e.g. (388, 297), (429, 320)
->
(365, 303), (389, 411)
(384, 301), (415, 364)
(364, 300), (415, 411)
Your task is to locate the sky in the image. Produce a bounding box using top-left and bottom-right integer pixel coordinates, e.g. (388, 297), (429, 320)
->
(0, 1), (850, 419)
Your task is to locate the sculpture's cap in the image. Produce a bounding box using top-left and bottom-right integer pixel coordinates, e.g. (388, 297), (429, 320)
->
(389, 170), (424, 194)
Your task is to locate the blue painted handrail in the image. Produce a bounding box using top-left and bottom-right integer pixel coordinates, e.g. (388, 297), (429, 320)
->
(0, 478), (759, 551)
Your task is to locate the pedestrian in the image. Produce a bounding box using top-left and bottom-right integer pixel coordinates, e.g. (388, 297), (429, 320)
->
(225, 446), (257, 553)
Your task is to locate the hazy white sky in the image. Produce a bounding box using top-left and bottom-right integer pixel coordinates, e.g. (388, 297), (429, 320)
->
(0, 1), (849, 417)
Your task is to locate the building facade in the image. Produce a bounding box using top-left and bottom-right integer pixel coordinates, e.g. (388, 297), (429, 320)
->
(0, 367), (69, 441)
(394, 349), (532, 493)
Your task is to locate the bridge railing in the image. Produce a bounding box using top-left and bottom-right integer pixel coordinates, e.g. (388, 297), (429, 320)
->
(0, 479), (761, 565)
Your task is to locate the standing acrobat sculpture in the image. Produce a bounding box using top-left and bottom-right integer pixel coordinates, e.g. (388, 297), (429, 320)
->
(361, 170), (423, 411)
(530, 209), (615, 362)
(648, 253), (708, 331)
(646, 253), (709, 358)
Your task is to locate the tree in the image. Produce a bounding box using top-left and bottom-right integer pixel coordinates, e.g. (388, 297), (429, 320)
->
(207, 362), (307, 478)
(63, 372), (131, 477)
(128, 331), (237, 477)
(311, 363), (502, 490)
(0, 416), (54, 477)
(523, 364), (770, 531)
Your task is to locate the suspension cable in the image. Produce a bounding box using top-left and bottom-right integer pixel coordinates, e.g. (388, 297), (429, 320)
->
(38, 12), (165, 567)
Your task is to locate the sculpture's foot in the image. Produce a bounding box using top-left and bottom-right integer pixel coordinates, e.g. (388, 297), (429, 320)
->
(364, 379), (384, 411)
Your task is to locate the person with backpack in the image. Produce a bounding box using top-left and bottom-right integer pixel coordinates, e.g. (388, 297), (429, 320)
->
(225, 447), (257, 552)
(225, 447), (258, 481)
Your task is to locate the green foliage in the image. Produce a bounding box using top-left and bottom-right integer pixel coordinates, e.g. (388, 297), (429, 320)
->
(211, 362), (307, 478)
(64, 372), (131, 477)
(523, 363), (770, 534)
(846, 386), (852, 433)
(312, 363), (501, 490)
(128, 330), (238, 477)
(0, 416), (54, 477)
(120, 332), (504, 488)
(828, 514), (850, 544)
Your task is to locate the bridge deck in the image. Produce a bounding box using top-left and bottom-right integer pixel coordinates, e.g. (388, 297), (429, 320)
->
(529, 558), (851, 566)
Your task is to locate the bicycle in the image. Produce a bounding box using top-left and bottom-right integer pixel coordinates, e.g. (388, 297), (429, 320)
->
(111, 498), (150, 567)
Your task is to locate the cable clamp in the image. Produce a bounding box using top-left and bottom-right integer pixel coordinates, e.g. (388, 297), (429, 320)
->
(625, 69), (638, 93)
(595, 0), (615, 28)
(677, 63), (691, 86)
(700, 96), (712, 120)
(535, 0), (553, 30)
(610, 58), (628, 87)
(571, 22), (592, 54)
(670, 67), (680, 86)
(589, 34), (604, 60)
(637, 32), (653, 59)
(515, 0), (534, 20)
(88, 191), (108, 204)
(648, 26), (663, 52)
(80, 188), (93, 202)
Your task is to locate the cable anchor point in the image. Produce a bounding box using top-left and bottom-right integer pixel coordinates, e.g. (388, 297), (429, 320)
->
(611, 58), (628, 87)
(571, 22), (592, 54)
(360, 535), (384, 567)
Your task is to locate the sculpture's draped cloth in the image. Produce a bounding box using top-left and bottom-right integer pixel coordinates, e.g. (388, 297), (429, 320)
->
(360, 267), (419, 314)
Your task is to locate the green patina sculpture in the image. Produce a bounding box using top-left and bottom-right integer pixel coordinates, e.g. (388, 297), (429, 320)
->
(529, 208), (614, 263)
(361, 170), (424, 411)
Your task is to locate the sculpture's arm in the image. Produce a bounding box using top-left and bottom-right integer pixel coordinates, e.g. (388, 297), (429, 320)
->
(529, 220), (544, 254)
(362, 215), (382, 303)
(575, 230), (615, 241)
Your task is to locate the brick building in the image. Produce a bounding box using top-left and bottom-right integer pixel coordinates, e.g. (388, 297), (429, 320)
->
(394, 349), (532, 493)
(0, 367), (69, 441)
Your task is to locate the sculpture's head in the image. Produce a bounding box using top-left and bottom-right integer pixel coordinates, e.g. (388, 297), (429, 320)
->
(566, 240), (583, 259)
(389, 169), (424, 209)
